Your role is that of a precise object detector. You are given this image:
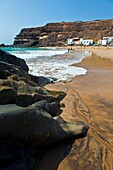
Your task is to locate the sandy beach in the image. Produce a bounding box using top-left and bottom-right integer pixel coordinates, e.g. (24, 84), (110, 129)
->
(45, 46), (113, 170)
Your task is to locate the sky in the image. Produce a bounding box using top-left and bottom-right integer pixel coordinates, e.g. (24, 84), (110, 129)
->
(0, 0), (113, 44)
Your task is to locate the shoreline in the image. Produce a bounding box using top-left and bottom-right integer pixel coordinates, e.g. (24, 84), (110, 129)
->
(46, 47), (113, 119)
(60, 45), (113, 60)
(1, 46), (89, 82)
(45, 46), (113, 169)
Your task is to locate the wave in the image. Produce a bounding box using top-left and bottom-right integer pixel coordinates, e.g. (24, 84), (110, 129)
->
(1, 47), (91, 81)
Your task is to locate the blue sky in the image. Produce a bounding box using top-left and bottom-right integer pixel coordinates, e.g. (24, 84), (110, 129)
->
(0, 0), (113, 44)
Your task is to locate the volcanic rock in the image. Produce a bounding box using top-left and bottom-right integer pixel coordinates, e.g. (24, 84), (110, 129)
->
(0, 49), (29, 72)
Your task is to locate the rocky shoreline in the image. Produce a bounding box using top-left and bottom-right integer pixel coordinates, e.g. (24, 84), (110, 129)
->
(0, 49), (88, 169)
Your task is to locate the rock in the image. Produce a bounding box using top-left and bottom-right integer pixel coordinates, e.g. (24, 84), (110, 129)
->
(0, 76), (66, 107)
(0, 50), (66, 107)
(0, 103), (88, 170)
(0, 104), (88, 145)
(0, 142), (36, 170)
(0, 49), (29, 72)
(0, 86), (17, 104)
(0, 43), (5, 47)
(32, 100), (62, 117)
(30, 75), (55, 86)
(0, 50), (61, 107)
(0, 61), (30, 80)
(0, 49), (55, 87)
(13, 19), (113, 47)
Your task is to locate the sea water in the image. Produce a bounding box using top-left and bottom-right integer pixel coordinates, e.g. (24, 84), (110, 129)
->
(0, 47), (91, 81)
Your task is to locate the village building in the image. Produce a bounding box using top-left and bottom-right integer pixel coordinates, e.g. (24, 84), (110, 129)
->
(73, 37), (83, 45)
(97, 39), (107, 45)
(97, 37), (113, 45)
(67, 37), (93, 46)
(103, 37), (113, 44)
(67, 38), (73, 45)
(67, 37), (83, 45)
(81, 39), (93, 46)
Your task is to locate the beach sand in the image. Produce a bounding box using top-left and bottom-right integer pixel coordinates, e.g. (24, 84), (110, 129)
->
(45, 47), (113, 170)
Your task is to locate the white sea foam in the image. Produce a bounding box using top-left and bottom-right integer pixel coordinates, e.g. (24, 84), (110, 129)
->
(9, 48), (92, 82)
(10, 49), (68, 60)
(28, 63), (87, 81)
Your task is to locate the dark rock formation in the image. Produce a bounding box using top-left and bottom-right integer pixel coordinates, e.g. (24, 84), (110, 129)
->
(0, 49), (56, 87)
(0, 60), (65, 106)
(0, 49), (89, 169)
(0, 104), (88, 145)
(0, 49), (29, 72)
(13, 19), (113, 47)
(0, 43), (5, 47)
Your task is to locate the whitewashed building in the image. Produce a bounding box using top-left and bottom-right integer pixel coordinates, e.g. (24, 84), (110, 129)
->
(73, 38), (83, 45)
(67, 37), (84, 45)
(67, 38), (93, 46)
(97, 37), (113, 45)
(81, 39), (93, 46)
(97, 39), (107, 45)
(102, 40), (107, 45)
(103, 37), (113, 44)
(67, 38), (73, 45)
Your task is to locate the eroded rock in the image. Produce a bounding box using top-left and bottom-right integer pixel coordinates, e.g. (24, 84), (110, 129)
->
(0, 49), (29, 72)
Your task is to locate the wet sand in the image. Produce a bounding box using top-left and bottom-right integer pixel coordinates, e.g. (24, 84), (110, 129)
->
(45, 47), (113, 170)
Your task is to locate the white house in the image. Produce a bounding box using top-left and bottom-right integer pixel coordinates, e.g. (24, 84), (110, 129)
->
(67, 38), (73, 45)
(67, 38), (93, 46)
(97, 39), (107, 45)
(103, 37), (113, 44)
(81, 39), (93, 46)
(67, 37), (83, 45)
(73, 38), (83, 45)
(97, 37), (113, 45)
(101, 40), (107, 45)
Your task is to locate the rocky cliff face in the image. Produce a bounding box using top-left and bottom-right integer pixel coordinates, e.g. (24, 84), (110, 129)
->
(13, 19), (113, 47)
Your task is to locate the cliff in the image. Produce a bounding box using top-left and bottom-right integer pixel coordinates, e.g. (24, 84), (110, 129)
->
(13, 19), (113, 47)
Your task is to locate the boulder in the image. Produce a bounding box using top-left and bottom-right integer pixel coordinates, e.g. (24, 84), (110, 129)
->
(0, 103), (88, 170)
(0, 104), (88, 145)
(0, 49), (29, 72)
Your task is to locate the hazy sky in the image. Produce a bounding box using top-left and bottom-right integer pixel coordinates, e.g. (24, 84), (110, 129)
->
(0, 0), (113, 44)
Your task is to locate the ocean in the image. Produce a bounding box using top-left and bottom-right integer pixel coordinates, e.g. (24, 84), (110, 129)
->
(0, 47), (91, 81)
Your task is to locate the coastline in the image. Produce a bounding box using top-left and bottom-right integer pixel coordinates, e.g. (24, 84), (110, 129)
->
(0, 47), (89, 82)
(45, 46), (113, 169)
(59, 45), (113, 60)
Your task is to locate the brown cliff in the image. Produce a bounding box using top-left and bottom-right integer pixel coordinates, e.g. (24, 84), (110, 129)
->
(13, 19), (113, 47)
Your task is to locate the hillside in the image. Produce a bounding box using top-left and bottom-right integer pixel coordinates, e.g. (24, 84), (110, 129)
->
(13, 19), (113, 47)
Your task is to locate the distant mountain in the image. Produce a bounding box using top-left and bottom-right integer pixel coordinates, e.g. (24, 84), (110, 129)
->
(13, 19), (113, 47)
